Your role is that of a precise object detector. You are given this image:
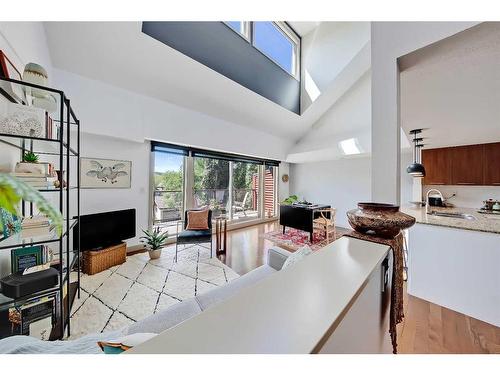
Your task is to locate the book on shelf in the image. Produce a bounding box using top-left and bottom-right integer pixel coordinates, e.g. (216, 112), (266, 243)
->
(22, 215), (51, 229)
(20, 216), (54, 237)
(10, 244), (52, 273)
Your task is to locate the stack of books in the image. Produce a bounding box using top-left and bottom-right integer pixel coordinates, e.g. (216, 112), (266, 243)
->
(21, 216), (53, 237)
(8, 295), (56, 340)
(11, 172), (57, 189)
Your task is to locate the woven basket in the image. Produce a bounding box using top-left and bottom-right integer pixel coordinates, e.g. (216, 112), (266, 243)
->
(82, 242), (127, 275)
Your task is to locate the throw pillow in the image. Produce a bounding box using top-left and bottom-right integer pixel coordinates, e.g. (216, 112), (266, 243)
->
(97, 332), (157, 354)
(186, 210), (209, 230)
(282, 245), (312, 269)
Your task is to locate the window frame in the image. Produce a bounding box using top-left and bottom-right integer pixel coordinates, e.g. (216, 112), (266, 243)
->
(222, 21), (301, 80)
(223, 21), (251, 41)
(150, 141), (280, 233)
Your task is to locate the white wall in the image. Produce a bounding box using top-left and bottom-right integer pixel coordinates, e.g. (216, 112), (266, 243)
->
(288, 72), (371, 163)
(289, 157), (371, 228)
(301, 22), (370, 110)
(79, 133), (150, 245)
(278, 162), (290, 202)
(53, 69), (292, 161)
(371, 22), (480, 204)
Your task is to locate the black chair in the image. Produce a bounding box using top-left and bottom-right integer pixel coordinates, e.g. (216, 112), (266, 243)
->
(175, 209), (213, 262)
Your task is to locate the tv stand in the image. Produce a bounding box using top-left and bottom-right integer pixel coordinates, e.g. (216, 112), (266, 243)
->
(82, 242), (127, 275)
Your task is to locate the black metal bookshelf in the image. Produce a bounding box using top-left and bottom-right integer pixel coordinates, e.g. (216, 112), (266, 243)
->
(0, 76), (80, 340)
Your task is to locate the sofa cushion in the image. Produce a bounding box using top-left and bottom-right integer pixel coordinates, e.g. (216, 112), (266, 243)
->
(186, 209), (209, 230)
(267, 246), (292, 271)
(176, 229), (212, 243)
(196, 265), (276, 311)
(126, 298), (201, 335)
(282, 245), (312, 269)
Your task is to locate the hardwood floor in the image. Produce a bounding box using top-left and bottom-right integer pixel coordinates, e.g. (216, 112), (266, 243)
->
(218, 221), (500, 354)
(398, 289), (500, 354)
(217, 220), (281, 275)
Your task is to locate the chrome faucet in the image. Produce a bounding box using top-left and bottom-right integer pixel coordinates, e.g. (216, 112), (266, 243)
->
(425, 189), (444, 214)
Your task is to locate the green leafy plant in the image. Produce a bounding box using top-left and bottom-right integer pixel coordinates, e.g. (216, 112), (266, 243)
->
(22, 152), (39, 163)
(140, 227), (169, 251)
(282, 194), (299, 205)
(0, 173), (63, 235)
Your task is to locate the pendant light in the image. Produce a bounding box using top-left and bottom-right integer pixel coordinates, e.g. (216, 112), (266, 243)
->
(406, 129), (426, 177)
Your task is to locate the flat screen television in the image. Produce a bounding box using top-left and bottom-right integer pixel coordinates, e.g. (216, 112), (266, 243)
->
(74, 209), (136, 251)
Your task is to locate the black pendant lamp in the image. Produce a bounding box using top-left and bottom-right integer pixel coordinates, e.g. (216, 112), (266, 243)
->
(407, 129), (426, 177)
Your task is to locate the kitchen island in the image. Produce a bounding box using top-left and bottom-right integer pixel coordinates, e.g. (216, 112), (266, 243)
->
(402, 206), (500, 327)
(129, 237), (393, 354)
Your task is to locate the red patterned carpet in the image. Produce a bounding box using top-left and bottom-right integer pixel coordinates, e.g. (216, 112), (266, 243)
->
(261, 227), (350, 251)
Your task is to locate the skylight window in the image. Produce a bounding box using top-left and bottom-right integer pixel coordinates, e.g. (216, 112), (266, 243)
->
(339, 138), (362, 156)
(222, 21), (300, 79)
(224, 21), (249, 39)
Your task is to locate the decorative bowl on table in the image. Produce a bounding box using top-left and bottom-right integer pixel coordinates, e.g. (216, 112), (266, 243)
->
(346, 202), (416, 239)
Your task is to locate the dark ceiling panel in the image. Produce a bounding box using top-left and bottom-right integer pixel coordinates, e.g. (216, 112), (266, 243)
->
(142, 21), (300, 114)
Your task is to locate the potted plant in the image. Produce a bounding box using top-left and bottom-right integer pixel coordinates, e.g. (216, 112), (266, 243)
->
(140, 227), (169, 259)
(15, 151), (46, 174)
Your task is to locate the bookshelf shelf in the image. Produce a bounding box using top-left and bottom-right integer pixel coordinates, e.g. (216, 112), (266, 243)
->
(0, 76), (81, 340)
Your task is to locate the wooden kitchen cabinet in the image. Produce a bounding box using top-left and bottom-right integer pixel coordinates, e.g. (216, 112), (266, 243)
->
(422, 148), (452, 185)
(422, 142), (500, 186)
(450, 144), (484, 185)
(484, 142), (500, 185)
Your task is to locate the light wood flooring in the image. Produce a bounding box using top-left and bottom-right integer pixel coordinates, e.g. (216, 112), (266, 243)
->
(218, 220), (500, 354)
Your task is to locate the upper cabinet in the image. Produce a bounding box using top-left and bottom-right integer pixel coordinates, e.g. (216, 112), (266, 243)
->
(484, 142), (500, 185)
(422, 142), (500, 186)
(422, 148), (452, 185)
(450, 144), (484, 185)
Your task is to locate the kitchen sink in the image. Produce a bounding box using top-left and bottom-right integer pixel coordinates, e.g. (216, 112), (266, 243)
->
(430, 211), (476, 220)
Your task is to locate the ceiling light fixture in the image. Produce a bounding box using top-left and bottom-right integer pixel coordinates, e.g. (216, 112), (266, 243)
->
(406, 129), (426, 177)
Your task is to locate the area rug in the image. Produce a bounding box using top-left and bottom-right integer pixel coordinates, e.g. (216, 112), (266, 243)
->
(68, 244), (239, 340)
(261, 227), (351, 251)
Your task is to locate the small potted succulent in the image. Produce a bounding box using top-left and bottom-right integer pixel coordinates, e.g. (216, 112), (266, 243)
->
(15, 152), (45, 174)
(140, 227), (169, 259)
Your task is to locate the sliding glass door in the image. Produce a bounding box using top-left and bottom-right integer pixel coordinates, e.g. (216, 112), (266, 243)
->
(231, 161), (260, 221)
(152, 148), (185, 235)
(151, 142), (279, 231)
(193, 157), (230, 217)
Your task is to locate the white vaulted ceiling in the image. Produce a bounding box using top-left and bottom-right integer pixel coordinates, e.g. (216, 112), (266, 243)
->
(43, 22), (370, 145)
(400, 22), (500, 149)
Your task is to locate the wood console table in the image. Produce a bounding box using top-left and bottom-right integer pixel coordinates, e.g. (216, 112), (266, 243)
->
(280, 204), (331, 242)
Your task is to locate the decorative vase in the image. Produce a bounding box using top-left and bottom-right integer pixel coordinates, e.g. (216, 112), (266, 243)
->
(148, 249), (162, 259)
(346, 202), (416, 239)
(22, 63), (57, 112)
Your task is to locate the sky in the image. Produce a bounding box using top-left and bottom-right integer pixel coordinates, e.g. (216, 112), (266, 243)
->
(227, 21), (293, 74)
(154, 152), (183, 173)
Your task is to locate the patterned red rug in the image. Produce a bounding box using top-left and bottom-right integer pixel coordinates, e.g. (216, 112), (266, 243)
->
(261, 227), (350, 251)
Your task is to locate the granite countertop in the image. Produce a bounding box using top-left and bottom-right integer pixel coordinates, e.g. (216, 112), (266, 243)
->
(401, 205), (500, 234)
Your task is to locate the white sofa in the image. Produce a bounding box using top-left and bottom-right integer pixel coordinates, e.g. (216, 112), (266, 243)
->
(126, 246), (291, 334)
(0, 246), (291, 354)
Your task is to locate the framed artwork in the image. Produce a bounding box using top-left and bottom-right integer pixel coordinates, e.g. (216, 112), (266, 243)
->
(0, 50), (25, 103)
(80, 158), (132, 189)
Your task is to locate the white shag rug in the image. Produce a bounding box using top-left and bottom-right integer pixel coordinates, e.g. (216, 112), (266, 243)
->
(68, 244), (239, 340)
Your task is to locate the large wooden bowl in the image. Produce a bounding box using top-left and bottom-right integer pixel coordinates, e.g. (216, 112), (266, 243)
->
(347, 202), (416, 239)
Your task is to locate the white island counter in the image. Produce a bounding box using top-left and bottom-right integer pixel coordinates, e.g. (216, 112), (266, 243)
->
(129, 237), (392, 354)
(402, 206), (500, 327)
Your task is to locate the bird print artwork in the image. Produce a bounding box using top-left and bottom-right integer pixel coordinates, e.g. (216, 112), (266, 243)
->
(82, 158), (131, 188)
